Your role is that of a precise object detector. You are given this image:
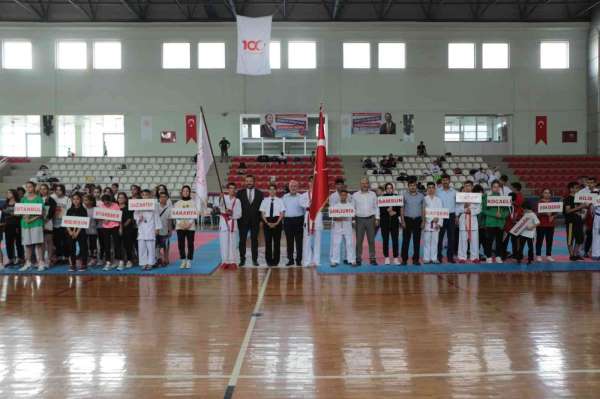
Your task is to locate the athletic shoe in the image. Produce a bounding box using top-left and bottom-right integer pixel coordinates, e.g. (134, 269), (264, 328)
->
(186, 260), (192, 269)
(180, 260), (187, 269)
(117, 263), (125, 271)
(126, 261), (133, 268)
(486, 258), (493, 264)
(393, 258), (400, 265)
(495, 257), (503, 264)
(536, 256), (542, 262)
(37, 264), (46, 272)
(331, 263), (338, 267)
(69, 265), (76, 272)
(370, 258), (377, 265)
(546, 256), (555, 262)
(384, 257), (390, 265)
(19, 262), (32, 272)
(103, 262), (112, 271)
(432, 260), (440, 264)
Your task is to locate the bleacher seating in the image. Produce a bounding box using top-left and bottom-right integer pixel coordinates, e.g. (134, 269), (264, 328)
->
(227, 156), (344, 191)
(363, 155), (491, 191)
(46, 156), (196, 193)
(504, 156), (600, 196)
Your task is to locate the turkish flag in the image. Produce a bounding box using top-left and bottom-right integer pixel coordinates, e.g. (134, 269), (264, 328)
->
(535, 116), (547, 145)
(308, 105), (329, 234)
(185, 114), (197, 143)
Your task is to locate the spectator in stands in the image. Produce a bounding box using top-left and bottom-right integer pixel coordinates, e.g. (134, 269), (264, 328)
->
(565, 182), (586, 261)
(417, 141), (427, 157)
(401, 178), (424, 265)
(260, 184), (285, 267)
(380, 154), (396, 169)
(117, 192), (135, 270)
(430, 160), (441, 176)
(379, 182), (401, 265)
(474, 167), (487, 183)
(39, 183), (56, 268)
(363, 157), (376, 169)
(277, 152), (288, 165)
(2, 189), (24, 266)
(130, 185), (142, 199)
(238, 162), (247, 175)
(111, 183), (119, 196)
(353, 177), (379, 266)
(19, 181), (45, 271)
(481, 181), (509, 263)
(237, 175), (263, 267)
(16, 186), (25, 199)
(51, 184), (71, 265)
(310, 151), (316, 165)
(93, 186), (102, 203)
(36, 165), (51, 183)
(67, 147), (75, 158)
(282, 180), (304, 266)
(66, 192), (88, 272)
(499, 175), (512, 195)
(535, 188), (556, 262)
(379, 113), (396, 135)
(175, 185), (197, 269)
(219, 137), (231, 162)
(98, 194), (121, 270)
(260, 113), (276, 138)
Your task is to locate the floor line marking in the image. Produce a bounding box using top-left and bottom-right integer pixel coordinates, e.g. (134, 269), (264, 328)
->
(224, 267), (272, 398)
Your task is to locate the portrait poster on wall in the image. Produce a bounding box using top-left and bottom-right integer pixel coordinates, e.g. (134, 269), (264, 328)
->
(160, 130), (176, 143)
(341, 112), (415, 142)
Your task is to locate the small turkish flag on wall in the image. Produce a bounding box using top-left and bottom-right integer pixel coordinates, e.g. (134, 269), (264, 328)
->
(185, 115), (197, 143)
(535, 116), (547, 145)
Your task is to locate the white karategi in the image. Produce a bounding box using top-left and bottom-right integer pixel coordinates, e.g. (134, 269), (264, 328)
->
(329, 191), (353, 261)
(219, 195), (242, 264)
(330, 211), (355, 264)
(134, 207), (162, 267)
(423, 195), (442, 263)
(300, 191), (323, 266)
(592, 203), (600, 258)
(455, 201), (481, 261)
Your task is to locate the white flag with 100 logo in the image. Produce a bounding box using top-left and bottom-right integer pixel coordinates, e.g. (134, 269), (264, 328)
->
(236, 14), (272, 75)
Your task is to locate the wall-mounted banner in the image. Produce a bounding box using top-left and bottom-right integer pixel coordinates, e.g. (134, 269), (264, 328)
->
(236, 15), (272, 76)
(260, 113), (308, 138)
(341, 112), (415, 141)
(186, 115), (197, 143)
(536, 115), (547, 145)
(562, 130), (577, 143)
(160, 130), (176, 143)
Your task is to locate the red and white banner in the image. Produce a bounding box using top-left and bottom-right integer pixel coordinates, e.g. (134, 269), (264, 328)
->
(129, 199), (156, 211)
(309, 105), (329, 232)
(185, 114), (197, 143)
(538, 202), (563, 213)
(236, 15), (272, 76)
(328, 204), (355, 218)
(170, 207), (199, 219)
(15, 203), (42, 215)
(487, 195), (512, 207)
(575, 192), (598, 204)
(510, 216), (530, 236)
(377, 195), (403, 207)
(536, 115), (548, 145)
(93, 207), (122, 222)
(457, 192), (482, 203)
(425, 208), (450, 219)
(62, 216), (90, 229)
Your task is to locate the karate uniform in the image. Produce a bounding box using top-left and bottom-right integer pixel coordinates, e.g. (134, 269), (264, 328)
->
(592, 203), (600, 258)
(456, 201), (481, 261)
(300, 191), (322, 266)
(134, 207), (162, 267)
(331, 212), (355, 264)
(423, 195), (443, 263)
(329, 191), (353, 261)
(219, 195), (242, 265)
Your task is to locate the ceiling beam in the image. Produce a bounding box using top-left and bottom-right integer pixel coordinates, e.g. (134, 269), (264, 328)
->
(12, 0), (44, 18)
(575, 0), (600, 17)
(332, 0), (344, 20)
(204, 0), (219, 19)
(380, 0), (394, 19)
(66, 0), (93, 19)
(223, 0), (236, 17)
(119, 0), (142, 18)
(524, 0), (552, 18)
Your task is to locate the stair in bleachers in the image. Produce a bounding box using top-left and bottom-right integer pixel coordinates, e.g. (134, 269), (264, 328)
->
(504, 156), (600, 196)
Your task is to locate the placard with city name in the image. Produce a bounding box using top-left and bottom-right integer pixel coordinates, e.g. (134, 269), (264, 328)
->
(15, 203), (43, 215)
(574, 192), (598, 204)
(425, 208), (450, 219)
(486, 195), (512, 207)
(456, 192), (482, 203)
(538, 202), (563, 213)
(170, 207), (199, 219)
(128, 198), (157, 211)
(377, 195), (403, 207)
(61, 216), (90, 229)
(328, 204), (356, 218)
(93, 207), (123, 222)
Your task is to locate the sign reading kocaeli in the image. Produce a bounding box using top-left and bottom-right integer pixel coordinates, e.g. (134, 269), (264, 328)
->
(486, 195), (512, 207)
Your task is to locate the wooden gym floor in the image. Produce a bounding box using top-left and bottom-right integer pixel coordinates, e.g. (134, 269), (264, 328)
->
(1, 269), (599, 398)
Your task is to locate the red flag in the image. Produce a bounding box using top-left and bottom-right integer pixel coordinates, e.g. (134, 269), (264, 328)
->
(309, 105), (329, 231)
(186, 114), (197, 143)
(535, 115), (547, 145)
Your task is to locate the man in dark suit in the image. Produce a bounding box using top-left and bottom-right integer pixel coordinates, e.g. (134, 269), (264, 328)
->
(379, 112), (396, 135)
(260, 113), (276, 138)
(237, 175), (264, 266)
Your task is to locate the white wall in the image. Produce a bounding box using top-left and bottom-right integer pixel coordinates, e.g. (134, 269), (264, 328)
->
(0, 21), (588, 156)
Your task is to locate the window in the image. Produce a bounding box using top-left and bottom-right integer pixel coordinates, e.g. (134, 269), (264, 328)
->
(0, 115), (40, 157)
(198, 42), (225, 69)
(93, 41), (121, 69)
(444, 115), (510, 142)
(162, 42), (190, 69)
(82, 115), (124, 157)
(57, 41), (87, 69)
(57, 116), (76, 156)
(288, 41), (316, 69)
(448, 43), (475, 69)
(241, 117), (261, 138)
(482, 43), (509, 69)
(270, 41), (281, 69)
(343, 42), (370, 69)
(378, 42), (405, 69)
(3, 41), (32, 69)
(540, 41), (569, 69)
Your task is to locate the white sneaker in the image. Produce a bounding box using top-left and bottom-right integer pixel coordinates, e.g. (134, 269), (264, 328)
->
(393, 258), (400, 265)
(495, 257), (503, 264)
(186, 260), (192, 269)
(180, 260), (187, 269)
(126, 261), (133, 268)
(19, 262), (32, 271)
(486, 258), (493, 264)
(103, 262), (112, 271)
(37, 264), (46, 271)
(536, 256), (542, 262)
(546, 256), (555, 262)
(384, 257), (390, 265)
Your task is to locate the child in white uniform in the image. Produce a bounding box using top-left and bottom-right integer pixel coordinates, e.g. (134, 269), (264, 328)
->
(300, 176), (322, 267)
(516, 202), (540, 264)
(330, 190), (356, 266)
(423, 182), (443, 264)
(219, 183), (242, 266)
(134, 189), (162, 270)
(456, 181), (481, 263)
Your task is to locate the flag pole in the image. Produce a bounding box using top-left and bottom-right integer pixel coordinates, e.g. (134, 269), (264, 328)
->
(199, 106), (225, 194)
